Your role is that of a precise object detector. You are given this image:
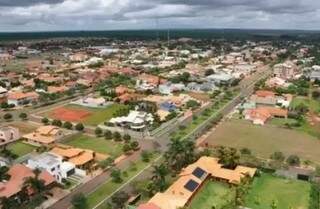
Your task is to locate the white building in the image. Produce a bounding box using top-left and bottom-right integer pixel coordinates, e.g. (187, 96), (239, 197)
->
(109, 110), (154, 131)
(27, 152), (76, 183)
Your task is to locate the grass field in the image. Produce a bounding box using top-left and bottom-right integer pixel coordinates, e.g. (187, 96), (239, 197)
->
(45, 104), (129, 126)
(205, 119), (320, 163)
(245, 173), (311, 209)
(7, 141), (36, 157)
(86, 154), (159, 209)
(64, 134), (123, 157)
(188, 181), (234, 209)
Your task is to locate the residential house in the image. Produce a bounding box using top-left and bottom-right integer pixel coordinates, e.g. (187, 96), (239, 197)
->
(0, 164), (55, 198)
(206, 73), (234, 85)
(136, 73), (166, 91)
(71, 97), (109, 108)
(23, 125), (64, 147)
(47, 86), (69, 94)
(310, 66), (320, 82)
(244, 107), (288, 125)
(50, 144), (95, 171)
(250, 90), (277, 106)
(141, 156), (256, 209)
(7, 91), (39, 106)
(265, 77), (290, 88)
(27, 152), (76, 183)
(0, 126), (20, 147)
(109, 110), (154, 131)
(158, 82), (186, 95)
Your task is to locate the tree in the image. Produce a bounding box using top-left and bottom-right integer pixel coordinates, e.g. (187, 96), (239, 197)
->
(110, 169), (122, 183)
(104, 130), (112, 140)
(164, 139), (196, 172)
(286, 155), (300, 166)
(95, 127), (103, 137)
(0, 197), (18, 209)
(52, 119), (62, 127)
(3, 113), (12, 121)
(41, 117), (49, 125)
(123, 134), (131, 143)
(75, 123), (84, 131)
(111, 191), (129, 209)
(151, 164), (169, 192)
(19, 112), (28, 120)
(98, 157), (115, 169)
(0, 166), (10, 182)
(186, 100), (200, 110)
(270, 151), (285, 162)
(205, 69), (214, 76)
(130, 141), (140, 151)
(216, 146), (240, 169)
(63, 121), (73, 130)
(23, 168), (46, 194)
(113, 131), (122, 141)
(235, 174), (252, 206)
(71, 193), (88, 209)
(122, 144), (132, 155)
(141, 150), (152, 162)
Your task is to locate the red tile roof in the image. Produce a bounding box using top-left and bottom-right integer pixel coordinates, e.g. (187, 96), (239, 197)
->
(0, 164), (55, 198)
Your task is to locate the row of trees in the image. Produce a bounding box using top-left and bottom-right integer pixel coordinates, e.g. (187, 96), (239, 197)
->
(41, 117), (85, 131)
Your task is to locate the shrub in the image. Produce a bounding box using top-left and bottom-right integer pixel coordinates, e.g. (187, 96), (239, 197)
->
(19, 112), (28, 120)
(41, 117), (49, 124)
(113, 132), (122, 141)
(104, 130), (112, 140)
(75, 123), (84, 131)
(286, 155), (300, 166)
(52, 119), (62, 127)
(3, 113), (12, 121)
(63, 121), (73, 130)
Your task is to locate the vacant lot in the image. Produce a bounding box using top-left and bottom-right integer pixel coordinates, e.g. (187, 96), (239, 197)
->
(44, 104), (129, 126)
(205, 119), (320, 163)
(245, 173), (310, 209)
(188, 181), (234, 209)
(64, 134), (123, 157)
(7, 121), (38, 134)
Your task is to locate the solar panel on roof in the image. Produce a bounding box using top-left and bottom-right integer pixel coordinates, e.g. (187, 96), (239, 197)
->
(184, 179), (199, 192)
(192, 167), (206, 179)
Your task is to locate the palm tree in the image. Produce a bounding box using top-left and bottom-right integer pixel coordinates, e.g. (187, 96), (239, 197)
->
(152, 164), (169, 192)
(165, 139), (196, 172)
(23, 168), (46, 195)
(0, 166), (10, 182)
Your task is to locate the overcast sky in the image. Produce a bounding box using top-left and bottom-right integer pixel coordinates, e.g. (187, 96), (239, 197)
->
(0, 0), (320, 32)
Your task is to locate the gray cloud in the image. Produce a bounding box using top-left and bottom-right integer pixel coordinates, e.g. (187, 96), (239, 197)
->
(0, 0), (319, 31)
(0, 0), (65, 7)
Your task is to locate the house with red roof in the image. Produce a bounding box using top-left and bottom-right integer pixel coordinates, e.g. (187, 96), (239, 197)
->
(0, 164), (55, 198)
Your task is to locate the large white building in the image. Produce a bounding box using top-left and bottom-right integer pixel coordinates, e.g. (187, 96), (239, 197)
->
(27, 152), (76, 183)
(109, 110), (154, 131)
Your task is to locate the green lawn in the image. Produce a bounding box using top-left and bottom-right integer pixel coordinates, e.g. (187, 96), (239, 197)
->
(7, 141), (36, 157)
(86, 154), (159, 209)
(64, 134), (123, 157)
(188, 181), (235, 209)
(246, 173), (311, 209)
(206, 119), (320, 164)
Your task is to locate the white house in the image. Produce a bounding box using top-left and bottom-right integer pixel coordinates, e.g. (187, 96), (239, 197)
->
(0, 126), (20, 147)
(109, 110), (154, 131)
(27, 152), (76, 183)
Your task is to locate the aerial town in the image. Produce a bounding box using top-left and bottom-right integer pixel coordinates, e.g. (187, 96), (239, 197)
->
(0, 33), (319, 209)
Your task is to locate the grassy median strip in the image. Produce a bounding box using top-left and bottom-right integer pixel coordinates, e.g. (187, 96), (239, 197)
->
(87, 154), (160, 209)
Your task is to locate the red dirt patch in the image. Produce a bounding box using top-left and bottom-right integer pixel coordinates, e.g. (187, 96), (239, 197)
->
(50, 107), (91, 122)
